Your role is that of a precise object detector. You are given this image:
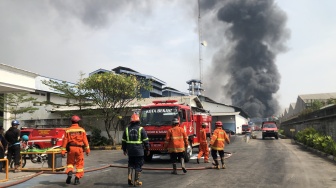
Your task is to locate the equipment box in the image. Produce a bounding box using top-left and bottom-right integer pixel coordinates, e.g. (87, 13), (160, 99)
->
(48, 153), (63, 168)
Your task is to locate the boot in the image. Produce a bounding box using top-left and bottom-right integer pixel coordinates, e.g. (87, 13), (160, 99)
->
(212, 160), (220, 169)
(181, 158), (187, 173)
(128, 167), (134, 186)
(196, 158), (200, 164)
(74, 177), (80, 185)
(171, 163), (177, 175)
(221, 157), (226, 169)
(66, 171), (72, 184)
(14, 165), (21, 173)
(134, 171), (142, 187)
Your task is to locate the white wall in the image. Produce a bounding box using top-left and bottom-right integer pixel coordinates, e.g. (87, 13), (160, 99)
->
(235, 114), (248, 134)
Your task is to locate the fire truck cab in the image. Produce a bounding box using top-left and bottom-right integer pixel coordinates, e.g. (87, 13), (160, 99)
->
(139, 100), (212, 162)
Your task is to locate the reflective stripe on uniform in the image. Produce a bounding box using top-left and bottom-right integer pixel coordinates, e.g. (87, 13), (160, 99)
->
(84, 146), (90, 149)
(168, 147), (185, 152)
(126, 127), (144, 144)
(76, 168), (84, 172)
(67, 164), (74, 168)
(211, 146), (224, 150)
(66, 129), (85, 133)
(171, 136), (183, 140)
(61, 147), (66, 151)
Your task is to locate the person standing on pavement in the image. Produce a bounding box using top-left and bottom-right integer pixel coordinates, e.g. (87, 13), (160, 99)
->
(61, 115), (90, 185)
(209, 121), (230, 169)
(0, 126), (8, 172)
(197, 123), (209, 164)
(164, 118), (188, 175)
(122, 113), (149, 187)
(5, 120), (21, 173)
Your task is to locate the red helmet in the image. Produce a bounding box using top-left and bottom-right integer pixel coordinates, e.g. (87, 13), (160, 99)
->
(71, 115), (81, 123)
(130, 114), (140, 122)
(215, 121), (222, 127)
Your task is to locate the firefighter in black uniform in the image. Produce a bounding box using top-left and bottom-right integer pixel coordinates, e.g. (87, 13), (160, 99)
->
(122, 113), (149, 187)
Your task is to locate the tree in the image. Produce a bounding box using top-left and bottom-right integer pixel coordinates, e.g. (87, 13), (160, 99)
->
(82, 72), (151, 145)
(42, 72), (94, 121)
(0, 92), (39, 120)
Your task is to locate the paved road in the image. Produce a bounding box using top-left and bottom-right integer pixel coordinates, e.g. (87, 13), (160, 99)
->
(4, 132), (336, 188)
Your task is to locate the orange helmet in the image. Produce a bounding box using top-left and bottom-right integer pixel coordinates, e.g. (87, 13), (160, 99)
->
(215, 121), (222, 127)
(71, 115), (81, 123)
(130, 114), (140, 122)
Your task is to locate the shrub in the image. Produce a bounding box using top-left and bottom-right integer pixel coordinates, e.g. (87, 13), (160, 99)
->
(90, 128), (109, 146)
(295, 127), (336, 156)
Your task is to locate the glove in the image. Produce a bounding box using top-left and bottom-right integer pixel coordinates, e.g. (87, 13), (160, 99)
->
(61, 150), (66, 157)
(86, 148), (90, 156)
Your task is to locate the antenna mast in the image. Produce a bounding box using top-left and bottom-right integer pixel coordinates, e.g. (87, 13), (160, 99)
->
(198, 0), (202, 82)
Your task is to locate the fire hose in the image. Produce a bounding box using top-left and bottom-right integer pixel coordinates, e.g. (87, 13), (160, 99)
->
(1, 151), (232, 187)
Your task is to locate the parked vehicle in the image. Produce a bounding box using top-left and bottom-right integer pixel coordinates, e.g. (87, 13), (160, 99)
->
(20, 128), (66, 149)
(261, 121), (278, 139)
(242, 124), (252, 134)
(139, 100), (212, 162)
(9, 141), (61, 168)
(223, 128), (235, 138)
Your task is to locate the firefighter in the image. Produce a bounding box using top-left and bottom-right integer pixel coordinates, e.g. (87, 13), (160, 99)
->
(197, 123), (209, 163)
(61, 115), (90, 185)
(164, 118), (188, 175)
(209, 121), (230, 169)
(122, 113), (149, 187)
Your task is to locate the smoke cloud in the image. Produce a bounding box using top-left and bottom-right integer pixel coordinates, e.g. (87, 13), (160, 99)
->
(204, 0), (289, 118)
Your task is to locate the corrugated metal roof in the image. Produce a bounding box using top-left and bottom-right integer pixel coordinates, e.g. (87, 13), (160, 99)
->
(299, 93), (336, 100)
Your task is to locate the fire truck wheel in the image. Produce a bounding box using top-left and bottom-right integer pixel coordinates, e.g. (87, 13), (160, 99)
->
(144, 153), (153, 162)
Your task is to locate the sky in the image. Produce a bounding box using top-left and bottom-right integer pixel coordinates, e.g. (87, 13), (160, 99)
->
(0, 0), (335, 116)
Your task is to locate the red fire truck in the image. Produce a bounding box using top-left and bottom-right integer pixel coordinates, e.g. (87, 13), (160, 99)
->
(20, 128), (66, 149)
(139, 100), (212, 162)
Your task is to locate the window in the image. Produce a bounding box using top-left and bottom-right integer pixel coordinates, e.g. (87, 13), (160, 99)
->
(186, 110), (191, 122)
(181, 109), (187, 122)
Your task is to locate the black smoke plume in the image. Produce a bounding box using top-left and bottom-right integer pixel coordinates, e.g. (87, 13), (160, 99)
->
(204, 0), (289, 118)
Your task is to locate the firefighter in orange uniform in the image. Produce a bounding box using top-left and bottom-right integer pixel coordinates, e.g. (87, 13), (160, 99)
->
(61, 115), (90, 185)
(164, 118), (188, 174)
(209, 121), (230, 169)
(197, 123), (209, 163)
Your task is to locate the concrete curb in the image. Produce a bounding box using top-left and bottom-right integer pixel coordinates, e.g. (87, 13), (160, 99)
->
(295, 141), (336, 162)
(91, 146), (122, 150)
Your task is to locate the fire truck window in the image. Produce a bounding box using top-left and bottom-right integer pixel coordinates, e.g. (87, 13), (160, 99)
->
(186, 110), (191, 122)
(181, 109), (186, 122)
